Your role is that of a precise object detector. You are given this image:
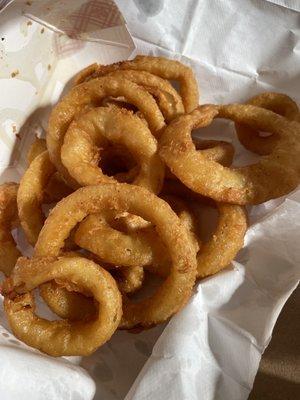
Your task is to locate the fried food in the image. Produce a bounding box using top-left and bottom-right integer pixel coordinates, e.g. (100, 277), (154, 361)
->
(1, 256), (122, 356)
(74, 212), (168, 268)
(144, 194), (200, 277)
(27, 138), (72, 203)
(43, 172), (73, 203)
(74, 194), (199, 277)
(17, 151), (56, 246)
(165, 138), (235, 180)
(0, 183), (20, 276)
(150, 189), (247, 279)
(96, 144), (139, 183)
(161, 178), (212, 205)
(236, 92), (300, 155)
(76, 69), (185, 122)
(112, 266), (145, 295)
(196, 203), (247, 278)
(39, 279), (97, 320)
(48, 76), (165, 186)
(193, 138), (234, 167)
(34, 251), (97, 321)
(34, 184), (197, 328)
(1, 54), (298, 357)
(61, 106), (164, 192)
(159, 104), (300, 204)
(73, 55), (199, 113)
(73, 63), (98, 85)
(27, 137), (47, 164)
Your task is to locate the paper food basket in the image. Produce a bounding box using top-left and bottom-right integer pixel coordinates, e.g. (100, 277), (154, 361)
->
(0, 1), (299, 399)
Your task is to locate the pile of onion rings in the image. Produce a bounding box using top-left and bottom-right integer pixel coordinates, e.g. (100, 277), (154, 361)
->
(0, 54), (299, 357)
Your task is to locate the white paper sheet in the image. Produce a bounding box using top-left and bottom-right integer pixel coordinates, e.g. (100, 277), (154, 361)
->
(0, 1), (299, 399)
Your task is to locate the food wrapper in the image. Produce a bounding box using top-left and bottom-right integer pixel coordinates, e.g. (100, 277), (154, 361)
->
(0, 0), (299, 399)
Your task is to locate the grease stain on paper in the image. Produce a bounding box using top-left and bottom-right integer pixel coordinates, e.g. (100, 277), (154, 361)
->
(133, 0), (164, 21)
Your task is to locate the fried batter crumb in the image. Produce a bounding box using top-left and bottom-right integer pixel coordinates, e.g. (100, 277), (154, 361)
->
(11, 70), (19, 78)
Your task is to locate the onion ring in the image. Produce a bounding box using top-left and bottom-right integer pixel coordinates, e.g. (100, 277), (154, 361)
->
(27, 137), (47, 164)
(196, 203), (247, 278)
(112, 266), (144, 295)
(17, 151), (56, 246)
(75, 251), (144, 295)
(147, 202), (247, 279)
(18, 149), (74, 246)
(101, 99), (149, 127)
(1, 256), (122, 356)
(144, 194), (200, 277)
(115, 213), (151, 231)
(76, 55), (199, 113)
(101, 97), (139, 112)
(38, 251), (97, 321)
(34, 184), (197, 328)
(43, 172), (73, 203)
(47, 76), (165, 186)
(0, 183), (20, 276)
(75, 194), (199, 288)
(73, 63), (98, 85)
(159, 104), (300, 204)
(39, 280), (97, 320)
(236, 92), (300, 155)
(155, 183), (247, 278)
(74, 194), (199, 273)
(27, 138), (72, 203)
(193, 138), (234, 167)
(97, 143), (138, 184)
(165, 138), (235, 180)
(74, 212), (168, 268)
(161, 179), (213, 205)
(160, 194), (200, 253)
(61, 106), (164, 192)
(75, 69), (184, 122)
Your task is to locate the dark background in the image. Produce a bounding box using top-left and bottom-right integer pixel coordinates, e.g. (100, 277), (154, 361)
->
(250, 288), (300, 400)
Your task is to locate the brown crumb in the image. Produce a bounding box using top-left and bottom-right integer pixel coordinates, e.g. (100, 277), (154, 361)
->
(12, 125), (17, 133)
(41, 28), (45, 34)
(27, 21), (32, 26)
(47, 64), (51, 71)
(26, 1), (32, 5)
(11, 70), (19, 78)
(16, 133), (21, 140)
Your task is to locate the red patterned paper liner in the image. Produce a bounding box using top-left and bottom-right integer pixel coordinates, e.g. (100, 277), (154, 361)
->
(0, 0), (11, 11)
(69, 0), (123, 32)
(54, 0), (124, 57)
